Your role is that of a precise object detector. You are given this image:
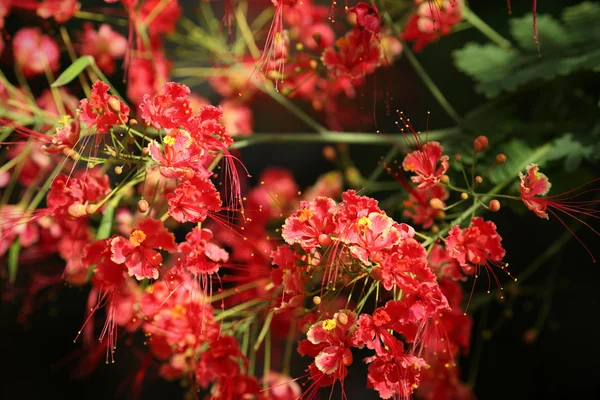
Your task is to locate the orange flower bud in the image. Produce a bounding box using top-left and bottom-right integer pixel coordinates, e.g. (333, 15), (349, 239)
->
(474, 136), (489, 152)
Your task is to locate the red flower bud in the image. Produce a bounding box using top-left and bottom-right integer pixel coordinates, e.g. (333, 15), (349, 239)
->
(474, 136), (489, 152)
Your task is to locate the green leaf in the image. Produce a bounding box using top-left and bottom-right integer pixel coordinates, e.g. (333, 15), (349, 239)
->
(52, 56), (94, 87)
(8, 240), (21, 284)
(453, 2), (600, 98)
(548, 132), (600, 171)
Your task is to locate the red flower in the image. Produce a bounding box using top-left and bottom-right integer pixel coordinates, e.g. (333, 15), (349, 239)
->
(356, 301), (424, 355)
(57, 219), (92, 285)
(402, 0), (463, 52)
(322, 29), (381, 81)
(36, 0), (80, 23)
(126, 42), (171, 105)
(518, 163), (600, 262)
(0, 205), (40, 256)
(403, 184), (449, 228)
(337, 189), (382, 224)
(379, 238), (432, 292)
(347, 2), (381, 34)
(271, 244), (306, 311)
(41, 120), (80, 155)
(519, 163), (553, 219)
(402, 141), (449, 189)
(446, 217), (508, 286)
(366, 350), (428, 399)
(194, 335), (245, 387)
(167, 176), (222, 223)
(12, 27), (60, 77)
(84, 238), (128, 289)
(428, 243), (465, 281)
(176, 227), (228, 276)
(281, 196), (338, 251)
(139, 82), (193, 130)
(148, 129), (206, 179)
(298, 310), (358, 379)
(140, 0), (182, 35)
(110, 218), (177, 280)
(344, 212), (404, 265)
(79, 81), (130, 133)
(219, 100), (253, 136)
(47, 171), (111, 218)
(263, 372), (302, 400)
(79, 23), (127, 75)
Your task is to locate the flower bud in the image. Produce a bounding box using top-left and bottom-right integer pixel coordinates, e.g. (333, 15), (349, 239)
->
(461, 193), (469, 200)
(137, 199), (149, 213)
(312, 296), (321, 305)
(107, 97), (121, 114)
(342, 348), (353, 366)
(68, 203), (86, 218)
(309, 59), (318, 69)
(129, 119), (138, 126)
(454, 153), (462, 161)
(318, 233), (332, 247)
(322, 145), (336, 161)
(114, 166), (123, 175)
(496, 154), (507, 164)
(429, 198), (445, 210)
(475, 176), (483, 184)
(489, 199), (501, 212)
(142, 147), (150, 156)
(474, 136), (489, 152)
(370, 266), (383, 281)
(440, 174), (450, 183)
(337, 312), (348, 325)
(86, 204), (97, 215)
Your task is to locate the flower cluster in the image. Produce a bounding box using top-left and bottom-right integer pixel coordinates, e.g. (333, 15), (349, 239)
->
(276, 190), (456, 397)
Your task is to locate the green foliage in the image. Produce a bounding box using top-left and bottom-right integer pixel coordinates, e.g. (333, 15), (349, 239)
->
(548, 130), (600, 172)
(51, 56), (94, 87)
(453, 2), (600, 98)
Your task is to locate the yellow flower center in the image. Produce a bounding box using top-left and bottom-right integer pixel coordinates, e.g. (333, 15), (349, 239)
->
(59, 115), (70, 126)
(129, 229), (147, 247)
(163, 135), (176, 146)
(358, 216), (372, 228)
(322, 319), (337, 331)
(171, 304), (187, 319)
(298, 208), (313, 222)
(532, 166), (541, 182)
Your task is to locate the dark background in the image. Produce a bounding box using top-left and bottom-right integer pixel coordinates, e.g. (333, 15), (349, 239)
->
(1, 0), (600, 399)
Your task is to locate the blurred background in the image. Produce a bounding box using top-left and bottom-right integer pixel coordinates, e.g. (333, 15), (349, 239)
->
(1, 0), (599, 399)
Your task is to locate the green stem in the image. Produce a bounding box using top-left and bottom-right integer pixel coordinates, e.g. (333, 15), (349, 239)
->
(73, 11), (129, 26)
(254, 310), (274, 351)
(462, 7), (513, 49)
(263, 330), (271, 390)
(230, 127), (459, 150)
